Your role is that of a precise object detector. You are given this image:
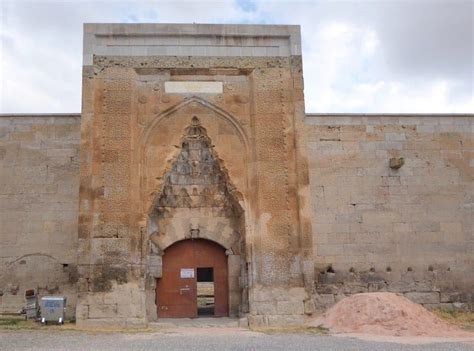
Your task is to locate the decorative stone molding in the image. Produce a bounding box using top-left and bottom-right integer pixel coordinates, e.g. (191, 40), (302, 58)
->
(147, 116), (244, 243)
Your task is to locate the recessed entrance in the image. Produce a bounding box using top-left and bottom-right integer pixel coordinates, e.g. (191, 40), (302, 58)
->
(156, 239), (228, 318)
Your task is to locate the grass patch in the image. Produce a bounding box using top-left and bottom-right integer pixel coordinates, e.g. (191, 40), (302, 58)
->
(433, 310), (474, 331)
(0, 318), (21, 326)
(251, 325), (328, 335)
(0, 317), (41, 330)
(0, 316), (161, 334)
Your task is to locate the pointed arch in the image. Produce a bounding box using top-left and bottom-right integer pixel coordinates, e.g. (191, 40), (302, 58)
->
(147, 115), (243, 220)
(139, 96), (250, 218)
(141, 106), (250, 321)
(141, 96), (249, 152)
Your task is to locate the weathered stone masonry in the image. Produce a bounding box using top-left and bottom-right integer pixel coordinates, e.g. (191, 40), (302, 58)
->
(2, 112), (472, 320)
(0, 115), (80, 317)
(146, 116), (246, 318)
(307, 114), (474, 312)
(76, 24), (312, 327)
(0, 24), (473, 325)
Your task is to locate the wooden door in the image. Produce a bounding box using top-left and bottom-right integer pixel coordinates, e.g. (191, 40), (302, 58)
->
(156, 239), (228, 318)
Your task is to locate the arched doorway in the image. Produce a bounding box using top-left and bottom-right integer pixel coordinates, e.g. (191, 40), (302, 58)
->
(146, 116), (247, 320)
(156, 239), (229, 318)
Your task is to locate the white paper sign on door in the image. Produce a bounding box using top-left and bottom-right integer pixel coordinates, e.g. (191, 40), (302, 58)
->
(180, 268), (194, 279)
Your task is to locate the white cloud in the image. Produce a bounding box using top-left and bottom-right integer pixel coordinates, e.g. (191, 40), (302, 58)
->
(303, 22), (382, 112)
(303, 20), (474, 113)
(0, 0), (472, 113)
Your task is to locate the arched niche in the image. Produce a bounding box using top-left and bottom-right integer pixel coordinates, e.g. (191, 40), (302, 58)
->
(140, 97), (249, 215)
(143, 115), (248, 320)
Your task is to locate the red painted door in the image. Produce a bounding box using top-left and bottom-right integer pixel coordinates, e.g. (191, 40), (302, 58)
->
(156, 239), (228, 318)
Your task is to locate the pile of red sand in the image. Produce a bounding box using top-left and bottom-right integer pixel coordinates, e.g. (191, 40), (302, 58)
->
(310, 292), (471, 337)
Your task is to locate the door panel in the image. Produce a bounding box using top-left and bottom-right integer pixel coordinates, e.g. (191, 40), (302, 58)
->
(213, 266), (229, 317)
(156, 240), (197, 318)
(156, 239), (228, 318)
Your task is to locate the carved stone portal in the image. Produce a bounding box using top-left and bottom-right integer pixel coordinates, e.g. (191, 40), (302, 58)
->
(146, 116), (246, 318)
(150, 116), (243, 219)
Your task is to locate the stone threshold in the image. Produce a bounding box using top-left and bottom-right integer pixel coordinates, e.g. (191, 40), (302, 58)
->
(149, 317), (242, 328)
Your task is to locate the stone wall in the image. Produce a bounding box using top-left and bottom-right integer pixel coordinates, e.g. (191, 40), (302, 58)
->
(0, 114), (80, 317)
(306, 114), (474, 311)
(1, 111), (472, 321)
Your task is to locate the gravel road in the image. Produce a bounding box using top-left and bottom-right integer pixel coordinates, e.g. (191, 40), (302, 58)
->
(1, 328), (473, 351)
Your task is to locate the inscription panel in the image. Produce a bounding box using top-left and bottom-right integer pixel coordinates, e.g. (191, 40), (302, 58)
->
(165, 81), (223, 94)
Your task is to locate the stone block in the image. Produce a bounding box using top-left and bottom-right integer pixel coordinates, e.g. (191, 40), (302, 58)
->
(389, 157), (405, 169)
(0, 294), (24, 313)
(368, 281), (387, 292)
(248, 315), (267, 327)
(75, 303), (89, 320)
(315, 283), (340, 295)
(91, 238), (130, 263)
(387, 280), (438, 293)
(304, 299), (316, 315)
(118, 300), (146, 319)
(88, 303), (118, 319)
(267, 314), (306, 326)
(313, 293), (335, 307)
(125, 318), (148, 328)
(229, 275), (240, 292)
(440, 292), (463, 303)
(385, 133), (406, 141)
(277, 301), (304, 315)
(287, 287), (308, 302)
(228, 255), (241, 276)
(404, 292), (440, 304)
(147, 255), (162, 278)
(254, 302), (276, 315)
(317, 244), (344, 256)
(164, 81), (223, 94)
(252, 287), (280, 302)
(343, 283), (368, 294)
(387, 281), (416, 293)
(238, 317), (249, 327)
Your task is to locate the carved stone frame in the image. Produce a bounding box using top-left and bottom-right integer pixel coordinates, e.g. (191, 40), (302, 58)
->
(141, 112), (249, 320)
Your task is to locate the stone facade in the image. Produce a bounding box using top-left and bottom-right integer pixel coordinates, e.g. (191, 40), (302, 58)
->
(0, 115), (80, 316)
(76, 24), (312, 327)
(0, 24), (473, 326)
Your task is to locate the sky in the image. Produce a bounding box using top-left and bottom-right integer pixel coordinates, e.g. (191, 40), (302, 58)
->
(0, 0), (472, 114)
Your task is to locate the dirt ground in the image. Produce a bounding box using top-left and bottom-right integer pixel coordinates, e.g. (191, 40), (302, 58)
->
(1, 302), (473, 349)
(0, 326), (473, 351)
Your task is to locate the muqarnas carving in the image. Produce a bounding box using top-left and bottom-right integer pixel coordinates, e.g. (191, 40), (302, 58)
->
(151, 116), (243, 218)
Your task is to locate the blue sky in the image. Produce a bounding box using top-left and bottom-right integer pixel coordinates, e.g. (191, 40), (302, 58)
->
(0, 0), (472, 113)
